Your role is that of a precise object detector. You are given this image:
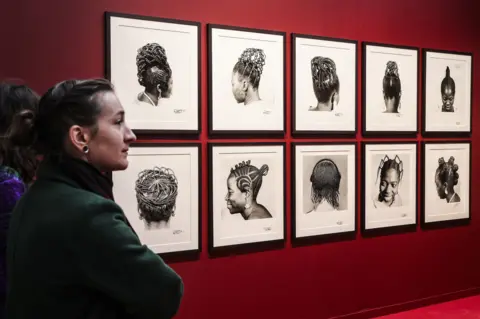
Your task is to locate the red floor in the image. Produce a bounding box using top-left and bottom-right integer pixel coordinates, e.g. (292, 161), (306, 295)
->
(375, 295), (480, 318)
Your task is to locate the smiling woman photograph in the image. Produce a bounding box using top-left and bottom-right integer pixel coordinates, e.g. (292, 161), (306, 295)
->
(6, 78), (184, 318)
(373, 154), (404, 208)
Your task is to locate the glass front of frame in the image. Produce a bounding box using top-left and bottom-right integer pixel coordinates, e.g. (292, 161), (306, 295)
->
(363, 43), (418, 135)
(293, 143), (356, 238)
(209, 143), (285, 249)
(112, 144), (200, 254)
(423, 142), (470, 224)
(208, 25), (285, 135)
(423, 50), (472, 135)
(363, 142), (417, 230)
(106, 13), (200, 134)
(292, 35), (357, 135)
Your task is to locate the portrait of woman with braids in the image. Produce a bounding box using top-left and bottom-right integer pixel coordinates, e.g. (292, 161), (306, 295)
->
(382, 61), (402, 114)
(231, 48), (271, 109)
(373, 155), (404, 208)
(225, 160), (272, 220)
(135, 42), (173, 107)
(134, 166), (179, 229)
(435, 156), (461, 203)
(440, 66), (456, 112)
(306, 158), (342, 213)
(309, 56), (340, 112)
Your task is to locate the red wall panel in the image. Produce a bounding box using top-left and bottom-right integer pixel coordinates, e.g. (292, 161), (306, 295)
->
(1, 0), (479, 318)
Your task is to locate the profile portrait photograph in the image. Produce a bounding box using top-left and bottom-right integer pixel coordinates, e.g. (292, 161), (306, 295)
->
(105, 12), (200, 133)
(292, 143), (356, 239)
(362, 142), (417, 231)
(292, 34), (357, 135)
(422, 142), (471, 224)
(362, 42), (419, 135)
(112, 144), (200, 254)
(208, 24), (285, 135)
(422, 49), (472, 135)
(209, 143), (285, 249)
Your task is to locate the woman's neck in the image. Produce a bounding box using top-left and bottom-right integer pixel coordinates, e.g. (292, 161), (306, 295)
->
(244, 91), (261, 105)
(313, 101), (333, 111)
(142, 90), (159, 106)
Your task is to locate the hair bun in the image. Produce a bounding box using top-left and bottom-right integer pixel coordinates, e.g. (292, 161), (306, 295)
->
(446, 66), (451, 78)
(259, 164), (269, 176)
(385, 61), (399, 77)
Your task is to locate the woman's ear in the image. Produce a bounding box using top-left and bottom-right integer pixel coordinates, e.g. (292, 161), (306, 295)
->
(156, 84), (162, 96)
(68, 125), (92, 154)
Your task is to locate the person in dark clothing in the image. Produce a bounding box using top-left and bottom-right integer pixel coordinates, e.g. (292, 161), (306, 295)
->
(0, 81), (39, 317)
(6, 78), (184, 318)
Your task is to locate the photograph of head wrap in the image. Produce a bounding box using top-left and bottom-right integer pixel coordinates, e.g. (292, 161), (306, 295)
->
(374, 155), (403, 208)
(136, 43), (173, 106)
(306, 159), (341, 213)
(435, 156), (461, 203)
(310, 56), (340, 112)
(134, 166), (179, 228)
(440, 66), (456, 112)
(231, 48), (266, 105)
(382, 61), (402, 113)
(225, 160), (272, 220)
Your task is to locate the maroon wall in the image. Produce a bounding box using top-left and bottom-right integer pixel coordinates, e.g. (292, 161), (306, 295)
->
(1, 0), (479, 318)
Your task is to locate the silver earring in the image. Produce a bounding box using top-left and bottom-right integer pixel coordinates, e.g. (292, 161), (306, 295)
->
(82, 145), (89, 154)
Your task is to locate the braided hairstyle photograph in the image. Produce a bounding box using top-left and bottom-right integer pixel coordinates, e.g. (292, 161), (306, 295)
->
(440, 66), (456, 112)
(310, 56), (340, 111)
(225, 160), (272, 220)
(309, 159), (341, 211)
(435, 156), (460, 203)
(375, 155), (403, 207)
(136, 43), (173, 105)
(382, 61), (402, 113)
(231, 48), (267, 105)
(134, 166), (179, 227)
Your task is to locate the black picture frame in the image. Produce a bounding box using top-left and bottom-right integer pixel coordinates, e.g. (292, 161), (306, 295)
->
(110, 141), (202, 259)
(361, 141), (418, 236)
(362, 41), (420, 137)
(291, 33), (358, 137)
(420, 140), (471, 229)
(104, 12), (201, 137)
(207, 142), (286, 256)
(291, 141), (357, 246)
(207, 24), (286, 138)
(421, 48), (473, 138)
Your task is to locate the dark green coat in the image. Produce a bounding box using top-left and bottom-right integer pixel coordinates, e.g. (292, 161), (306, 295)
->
(6, 160), (184, 318)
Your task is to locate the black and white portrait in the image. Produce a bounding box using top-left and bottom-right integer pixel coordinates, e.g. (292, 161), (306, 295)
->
(362, 42), (418, 135)
(293, 143), (356, 239)
(423, 142), (470, 224)
(422, 49), (472, 135)
(209, 143), (285, 249)
(134, 166), (179, 229)
(112, 144), (200, 254)
(292, 35), (357, 135)
(106, 12), (200, 133)
(208, 24), (285, 135)
(363, 142), (417, 230)
(225, 160), (272, 220)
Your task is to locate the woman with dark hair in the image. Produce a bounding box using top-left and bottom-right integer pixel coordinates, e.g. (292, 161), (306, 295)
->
(382, 61), (402, 113)
(0, 82), (39, 315)
(231, 48), (266, 106)
(440, 66), (456, 112)
(306, 158), (341, 213)
(435, 156), (460, 203)
(6, 78), (184, 318)
(373, 154), (403, 208)
(309, 56), (340, 112)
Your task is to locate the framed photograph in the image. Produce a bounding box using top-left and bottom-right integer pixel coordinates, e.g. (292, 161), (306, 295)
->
(105, 12), (200, 135)
(422, 141), (471, 226)
(292, 142), (357, 240)
(362, 142), (417, 231)
(292, 34), (357, 136)
(208, 143), (285, 251)
(112, 143), (201, 255)
(362, 42), (419, 136)
(422, 49), (473, 137)
(207, 24), (286, 137)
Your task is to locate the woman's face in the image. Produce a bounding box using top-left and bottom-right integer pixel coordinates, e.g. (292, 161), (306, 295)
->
(231, 71), (246, 103)
(442, 86), (455, 111)
(86, 91), (136, 172)
(225, 176), (246, 213)
(379, 168), (399, 202)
